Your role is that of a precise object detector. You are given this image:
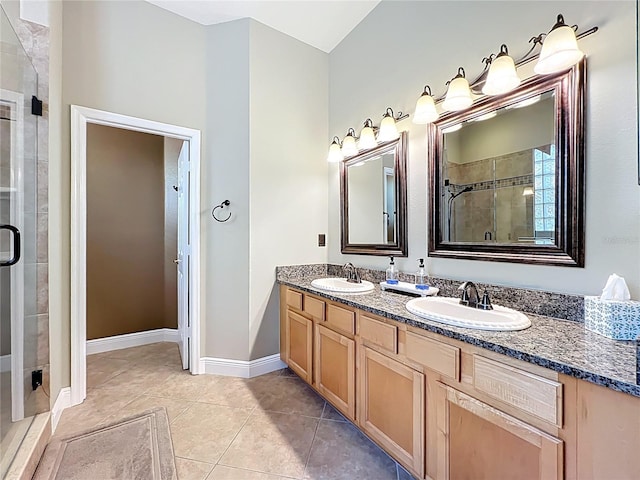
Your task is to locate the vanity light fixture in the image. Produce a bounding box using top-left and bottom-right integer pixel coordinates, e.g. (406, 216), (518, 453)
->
(327, 136), (344, 163)
(358, 118), (378, 150)
(411, 14), (597, 124)
(522, 187), (534, 196)
(534, 14), (584, 74)
(341, 128), (359, 157)
(378, 108), (401, 142)
(327, 109), (408, 162)
(443, 68), (473, 112)
(413, 85), (439, 124)
(482, 44), (521, 96)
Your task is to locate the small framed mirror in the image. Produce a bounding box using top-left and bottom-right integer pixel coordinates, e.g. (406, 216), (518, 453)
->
(341, 131), (408, 256)
(428, 60), (585, 266)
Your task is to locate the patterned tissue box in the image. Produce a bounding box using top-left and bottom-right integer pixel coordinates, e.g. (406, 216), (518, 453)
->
(584, 296), (640, 340)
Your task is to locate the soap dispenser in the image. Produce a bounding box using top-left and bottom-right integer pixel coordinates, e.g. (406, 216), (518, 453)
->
(386, 256), (398, 285)
(415, 258), (429, 290)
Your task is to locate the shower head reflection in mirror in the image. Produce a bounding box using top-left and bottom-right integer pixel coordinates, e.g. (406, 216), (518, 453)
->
(428, 61), (585, 267)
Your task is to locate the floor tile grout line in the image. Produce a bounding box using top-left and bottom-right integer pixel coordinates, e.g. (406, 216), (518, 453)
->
(174, 456), (215, 478)
(213, 404), (258, 466)
(212, 464), (300, 479)
(301, 412), (323, 480)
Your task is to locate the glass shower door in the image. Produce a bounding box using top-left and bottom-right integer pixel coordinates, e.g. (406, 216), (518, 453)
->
(0, 6), (40, 475)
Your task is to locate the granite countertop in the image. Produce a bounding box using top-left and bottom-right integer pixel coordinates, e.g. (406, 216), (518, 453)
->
(278, 272), (640, 398)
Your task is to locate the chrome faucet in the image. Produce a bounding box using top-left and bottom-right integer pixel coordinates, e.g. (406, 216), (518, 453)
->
(343, 263), (361, 284)
(458, 281), (493, 310)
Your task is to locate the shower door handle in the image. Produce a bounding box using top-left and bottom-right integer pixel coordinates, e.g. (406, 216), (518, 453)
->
(0, 224), (21, 267)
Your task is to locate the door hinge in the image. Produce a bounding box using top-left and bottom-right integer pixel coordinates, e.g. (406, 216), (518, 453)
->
(31, 96), (43, 116)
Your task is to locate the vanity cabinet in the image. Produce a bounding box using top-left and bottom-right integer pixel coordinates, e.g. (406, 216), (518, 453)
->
(279, 285), (356, 419)
(285, 310), (313, 383)
(436, 382), (563, 480)
(314, 324), (355, 420)
(359, 345), (425, 477)
(281, 285), (324, 385)
(279, 285), (640, 480)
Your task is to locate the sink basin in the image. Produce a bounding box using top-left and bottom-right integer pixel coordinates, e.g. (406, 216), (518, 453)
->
(406, 297), (531, 331)
(311, 277), (375, 294)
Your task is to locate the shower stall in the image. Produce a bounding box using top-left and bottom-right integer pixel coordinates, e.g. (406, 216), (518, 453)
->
(0, 6), (46, 476)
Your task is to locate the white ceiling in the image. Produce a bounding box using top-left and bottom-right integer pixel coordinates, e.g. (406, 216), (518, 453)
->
(146, 0), (380, 53)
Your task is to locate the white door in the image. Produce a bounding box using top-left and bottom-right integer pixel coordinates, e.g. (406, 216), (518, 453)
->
(176, 141), (190, 370)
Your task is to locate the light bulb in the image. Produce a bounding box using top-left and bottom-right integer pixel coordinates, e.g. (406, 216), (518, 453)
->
(482, 45), (521, 96)
(327, 136), (343, 163)
(535, 14), (584, 74)
(413, 86), (439, 124)
(443, 68), (473, 112)
(341, 128), (359, 157)
(358, 119), (377, 150)
(378, 108), (399, 142)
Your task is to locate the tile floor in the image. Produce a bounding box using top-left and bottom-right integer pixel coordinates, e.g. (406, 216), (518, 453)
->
(53, 342), (416, 480)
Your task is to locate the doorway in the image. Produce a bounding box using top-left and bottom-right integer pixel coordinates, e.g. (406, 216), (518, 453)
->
(70, 106), (201, 407)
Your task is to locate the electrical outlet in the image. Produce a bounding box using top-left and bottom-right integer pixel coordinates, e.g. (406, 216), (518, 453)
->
(31, 370), (43, 391)
(318, 234), (326, 247)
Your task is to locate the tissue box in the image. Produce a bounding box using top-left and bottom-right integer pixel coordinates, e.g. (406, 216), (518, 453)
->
(584, 296), (640, 340)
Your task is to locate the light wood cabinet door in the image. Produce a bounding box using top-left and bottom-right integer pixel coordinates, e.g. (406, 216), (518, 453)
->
(315, 324), (355, 420)
(359, 346), (424, 478)
(436, 382), (563, 480)
(285, 310), (313, 384)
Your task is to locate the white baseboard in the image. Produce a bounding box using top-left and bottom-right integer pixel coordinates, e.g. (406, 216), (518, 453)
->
(86, 328), (180, 355)
(51, 387), (72, 433)
(0, 354), (10, 373)
(200, 353), (286, 378)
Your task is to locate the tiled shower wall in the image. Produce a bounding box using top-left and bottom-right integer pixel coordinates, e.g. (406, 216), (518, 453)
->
(13, 17), (50, 416)
(447, 148), (534, 243)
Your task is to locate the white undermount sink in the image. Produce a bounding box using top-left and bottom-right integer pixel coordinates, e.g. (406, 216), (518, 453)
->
(406, 297), (531, 331)
(311, 277), (375, 294)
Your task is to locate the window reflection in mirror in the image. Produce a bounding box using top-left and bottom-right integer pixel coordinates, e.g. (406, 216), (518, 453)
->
(429, 60), (585, 267)
(347, 150), (396, 244)
(441, 92), (556, 245)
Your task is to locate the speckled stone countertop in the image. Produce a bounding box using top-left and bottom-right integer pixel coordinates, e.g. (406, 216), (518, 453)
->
(277, 265), (640, 398)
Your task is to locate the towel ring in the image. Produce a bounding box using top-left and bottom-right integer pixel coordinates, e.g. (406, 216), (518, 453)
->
(212, 200), (231, 222)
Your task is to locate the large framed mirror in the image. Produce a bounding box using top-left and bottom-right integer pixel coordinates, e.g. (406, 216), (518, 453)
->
(341, 131), (408, 256)
(428, 60), (585, 266)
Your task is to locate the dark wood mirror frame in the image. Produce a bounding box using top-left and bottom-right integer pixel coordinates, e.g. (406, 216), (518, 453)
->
(340, 131), (408, 256)
(428, 60), (585, 267)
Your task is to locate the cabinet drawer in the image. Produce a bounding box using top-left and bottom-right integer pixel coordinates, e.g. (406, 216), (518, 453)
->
(286, 289), (303, 311)
(473, 355), (563, 426)
(359, 314), (397, 354)
(304, 295), (325, 322)
(405, 331), (460, 381)
(326, 304), (355, 334)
